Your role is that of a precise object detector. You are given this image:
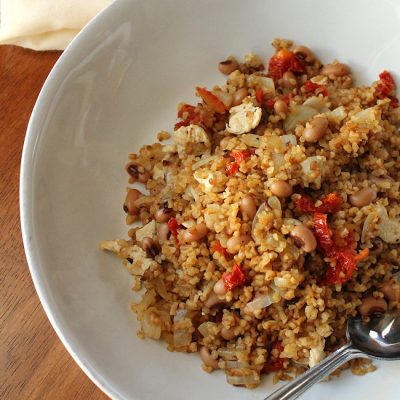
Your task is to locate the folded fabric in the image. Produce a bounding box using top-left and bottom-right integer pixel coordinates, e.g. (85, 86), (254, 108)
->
(0, 0), (112, 50)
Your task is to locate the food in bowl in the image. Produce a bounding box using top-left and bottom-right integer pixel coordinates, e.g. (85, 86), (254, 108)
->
(100, 38), (400, 387)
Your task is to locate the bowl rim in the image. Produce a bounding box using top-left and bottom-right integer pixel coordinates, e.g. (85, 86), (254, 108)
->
(19, 1), (131, 399)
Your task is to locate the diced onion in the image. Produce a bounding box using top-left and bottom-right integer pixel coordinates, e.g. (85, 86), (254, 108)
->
(226, 372), (260, 386)
(218, 348), (238, 360)
(269, 282), (284, 296)
(174, 309), (187, 322)
(173, 329), (192, 347)
(135, 289), (156, 314)
(280, 134), (297, 146)
(272, 153), (284, 169)
(226, 360), (248, 369)
(214, 90), (233, 108)
(376, 205), (400, 244)
(245, 294), (273, 312)
(192, 155), (217, 170)
(303, 96), (329, 112)
(247, 74), (275, 94)
(351, 107), (381, 125)
(142, 308), (162, 339)
(284, 105), (319, 131)
(198, 321), (218, 337)
(327, 106), (346, 123)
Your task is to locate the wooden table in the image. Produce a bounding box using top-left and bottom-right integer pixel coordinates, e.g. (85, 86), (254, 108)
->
(0, 46), (108, 400)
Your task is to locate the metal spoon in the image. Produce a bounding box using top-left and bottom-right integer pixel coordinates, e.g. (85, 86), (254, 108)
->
(264, 310), (400, 400)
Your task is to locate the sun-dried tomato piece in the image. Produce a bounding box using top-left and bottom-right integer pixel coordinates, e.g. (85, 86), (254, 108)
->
(230, 149), (255, 163)
(212, 240), (230, 259)
(280, 93), (292, 105)
(264, 341), (286, 373)
(313, 213), (335, 254)
(177, 104), (196, 119)
(196, 87), (227, 113)
(375, 70), (399, 107)
(304, 80), (329, 97)
(296, 193), (342, 214)
(266, 98), (275, 109)
(314, 213), (369, 285)
(267, 48), (305, 82)
(225, 149), (255, 176)
(167, 217), (180, 244)
(324, 247), (357, 285)
(318, 193), (343, 213)
(255, 88), (264, 106)
(376, 70), (395, 97)
(295, 195), (316, 213)
(226, 161), (239, 176)
(222, 264), (246, 291)
(175, 104), (203, 129)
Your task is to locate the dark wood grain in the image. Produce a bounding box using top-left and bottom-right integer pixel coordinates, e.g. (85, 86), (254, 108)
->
(0, 45), (108, 400)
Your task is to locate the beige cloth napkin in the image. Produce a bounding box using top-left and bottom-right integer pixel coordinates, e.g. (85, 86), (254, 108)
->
(0, 0), (112, 50)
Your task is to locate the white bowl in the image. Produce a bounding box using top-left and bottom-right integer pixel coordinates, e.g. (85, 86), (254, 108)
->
(20, 0), (400, 399)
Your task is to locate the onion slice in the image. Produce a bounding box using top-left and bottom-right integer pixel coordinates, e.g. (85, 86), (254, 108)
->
(226, 372), (260, 386)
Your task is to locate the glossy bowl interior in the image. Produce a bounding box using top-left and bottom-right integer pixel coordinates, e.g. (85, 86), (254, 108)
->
(21, 0), (400, 399)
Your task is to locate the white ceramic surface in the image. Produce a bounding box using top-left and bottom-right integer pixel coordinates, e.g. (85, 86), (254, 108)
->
(20, 0), (400, 399)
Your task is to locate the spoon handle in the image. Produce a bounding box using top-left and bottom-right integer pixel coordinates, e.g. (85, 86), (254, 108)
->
(263, 342), (369, 400)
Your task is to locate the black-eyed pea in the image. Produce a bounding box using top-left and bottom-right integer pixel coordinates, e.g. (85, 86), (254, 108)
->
(274, 99), (288, 115)
(155, 207), (173, 223)
(125, 162), (149, 183)
(213, 279), (227, 296)
(359, 296), (388, 316)
(303, 117), (329, 143)
(220, 327), (236, 340)
(349, 188), (377, 207)
(232, 88), (248, 106)
(240, 195), (257, 220)
(123, 189), (141, 215)
(270, 180), (293, 198)
(290, 225), (317, 253)
(226, 235), (252, 254)
(218, 58), (239, 75)
(142, 237), (160, 257)
(321, 63), (350, 77)
(292, 45), (315, 63)
(181, 223), (208, 243)
(157, 222), (170, 244)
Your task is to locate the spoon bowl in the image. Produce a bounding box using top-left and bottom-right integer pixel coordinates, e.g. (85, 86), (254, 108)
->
(348, 311), (400, 360)
(265, 309), (400, 400)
